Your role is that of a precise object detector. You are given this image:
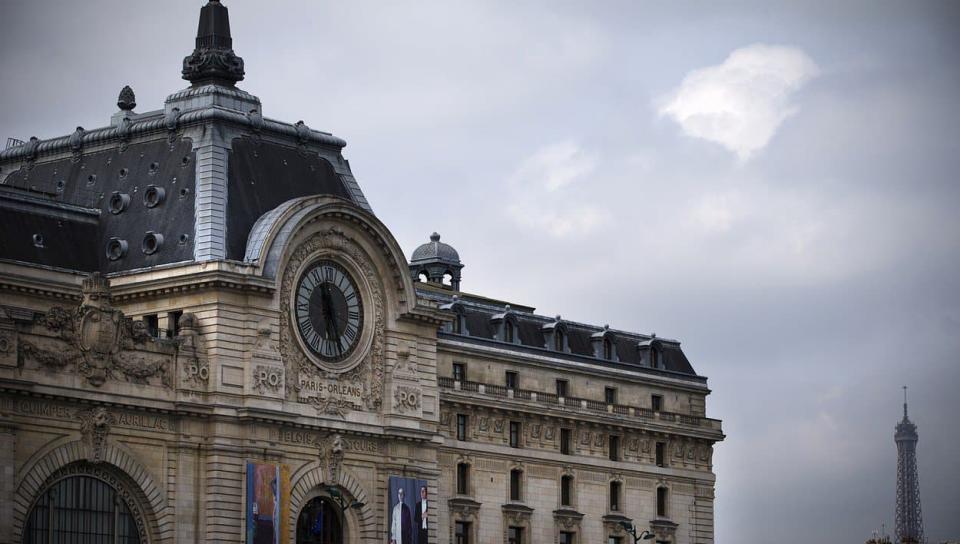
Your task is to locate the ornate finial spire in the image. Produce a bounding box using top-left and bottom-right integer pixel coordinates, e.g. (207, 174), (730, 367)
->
(182, 0), (245, 86)
(117, 85), (136, 111)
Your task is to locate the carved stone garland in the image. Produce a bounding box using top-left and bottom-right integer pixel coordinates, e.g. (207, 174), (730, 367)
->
(278, 228), (385, 414)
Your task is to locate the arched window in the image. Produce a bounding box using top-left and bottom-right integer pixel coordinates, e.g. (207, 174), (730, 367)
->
(296, 496), (344, 544)
(24, 475), (142, 544)
(554, 329), (565, 352)
(504, 321), (515, 343)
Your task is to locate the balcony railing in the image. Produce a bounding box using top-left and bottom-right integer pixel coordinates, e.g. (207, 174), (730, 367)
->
(439, 378), (719, 430)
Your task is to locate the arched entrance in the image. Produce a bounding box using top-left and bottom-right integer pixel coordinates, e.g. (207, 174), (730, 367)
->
(296, 496), (344, 544)
(23, 474), (142, 544)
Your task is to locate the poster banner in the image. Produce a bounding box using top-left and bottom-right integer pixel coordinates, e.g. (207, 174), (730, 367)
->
(387, 476), (429, 544)
(247, 461), (290, 544)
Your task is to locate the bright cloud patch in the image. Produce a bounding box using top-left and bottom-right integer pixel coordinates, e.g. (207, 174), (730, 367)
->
(506, 141), (607, 238)
(660, 44), (819, 160)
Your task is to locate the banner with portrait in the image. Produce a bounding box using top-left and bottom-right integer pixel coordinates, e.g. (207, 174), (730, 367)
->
(387, 476), (429, 544)
(246, 461), (291, 544)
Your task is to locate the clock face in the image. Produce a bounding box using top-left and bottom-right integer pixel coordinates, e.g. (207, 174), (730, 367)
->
(294, 260), (364, 362)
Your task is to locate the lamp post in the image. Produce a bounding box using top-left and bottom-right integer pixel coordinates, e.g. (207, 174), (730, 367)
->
(321, 485), (365, 511)
(619, 521), (656, 543)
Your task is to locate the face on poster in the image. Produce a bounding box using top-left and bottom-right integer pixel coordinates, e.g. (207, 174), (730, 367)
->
(247, 462), (290, 544)
(388, 476), (428, 544)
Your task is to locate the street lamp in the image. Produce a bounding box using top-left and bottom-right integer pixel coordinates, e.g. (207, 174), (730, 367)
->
(619, 521), (655, 543)
(321, 485), (365, 511)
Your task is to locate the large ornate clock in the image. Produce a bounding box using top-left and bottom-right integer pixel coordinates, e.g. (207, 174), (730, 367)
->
(293, 259), (364, 363)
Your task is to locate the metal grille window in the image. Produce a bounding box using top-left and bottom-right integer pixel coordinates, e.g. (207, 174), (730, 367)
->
(24, 475), (141, 544)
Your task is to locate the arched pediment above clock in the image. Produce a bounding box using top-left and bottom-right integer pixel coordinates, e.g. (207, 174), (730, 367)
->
(245, 195), (416, 316)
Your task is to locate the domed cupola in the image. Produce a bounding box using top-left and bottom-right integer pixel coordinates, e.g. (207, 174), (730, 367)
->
(410, 232), (464, 290)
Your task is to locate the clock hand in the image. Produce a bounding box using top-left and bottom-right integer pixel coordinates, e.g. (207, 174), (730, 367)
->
(319, 283), (343, 355)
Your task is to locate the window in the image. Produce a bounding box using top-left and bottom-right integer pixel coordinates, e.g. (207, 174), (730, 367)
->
(505, 371), (518, 389)
(560, 475), (573, 506)
(656, 442), (665, 467)
(24, 475), (142, 544)
(603, 338), (614, 359)
(457, 463), (469, 495)
(657, 487), (668, 517)
(609, 481), (621, 511)
(452, 313), (462, 333)
(166, 310), (183, 338)
(650, 348), (660, 369)
(605, 387), (617, 405)
(455, 521), (471, 544)
(554, 330), (565, 351)
(504, 321), (515, 343)
(556, 379), (568, 398)
(456, 414), (468, 441)
(144, 314), (159, 338)
(652, 394), (663, 412)
(452, 362), (466, 382)
(510, 469), (522, 501)
(560, 532), (575, 544)
(560, 429), (572, 455)
(609, 435), (620, 461)
(508, 526), (524, 544)
(509, 421), (521, 448)
(608, 537), (623, 544)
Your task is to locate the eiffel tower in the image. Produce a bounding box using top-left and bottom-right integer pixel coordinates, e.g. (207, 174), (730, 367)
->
(895, 386), (924, 544)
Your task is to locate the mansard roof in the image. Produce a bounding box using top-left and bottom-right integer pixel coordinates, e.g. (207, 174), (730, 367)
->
(423, 284), (701, 380)
(0, 1), (370, 274)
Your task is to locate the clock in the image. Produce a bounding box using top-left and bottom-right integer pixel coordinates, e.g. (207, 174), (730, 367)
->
(294, 260), (364, 362)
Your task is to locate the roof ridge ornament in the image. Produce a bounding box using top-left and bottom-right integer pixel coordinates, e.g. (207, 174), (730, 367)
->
(117, 85), (136, 111)
(182, 0), (245, 87)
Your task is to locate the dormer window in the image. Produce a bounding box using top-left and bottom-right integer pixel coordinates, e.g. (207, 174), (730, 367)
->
(452, 312), (463, 334)
(592, 325), (618, 361)
(554, 329), (565, 351)
(504, 321), (515, 343)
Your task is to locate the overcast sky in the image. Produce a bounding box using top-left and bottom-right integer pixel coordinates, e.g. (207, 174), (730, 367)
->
(2, 1), (958, 542)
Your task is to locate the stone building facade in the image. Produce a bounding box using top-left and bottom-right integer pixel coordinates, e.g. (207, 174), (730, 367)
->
(0, 2), (723, 543)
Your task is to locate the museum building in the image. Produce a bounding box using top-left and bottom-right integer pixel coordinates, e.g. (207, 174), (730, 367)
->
(0, 2), (724, 543)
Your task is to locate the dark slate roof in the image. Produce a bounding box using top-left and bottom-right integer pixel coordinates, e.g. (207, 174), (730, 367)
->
(411, 232), (461, 264)
(420, 285), (700, 380)
(0, 1), (370, 273)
